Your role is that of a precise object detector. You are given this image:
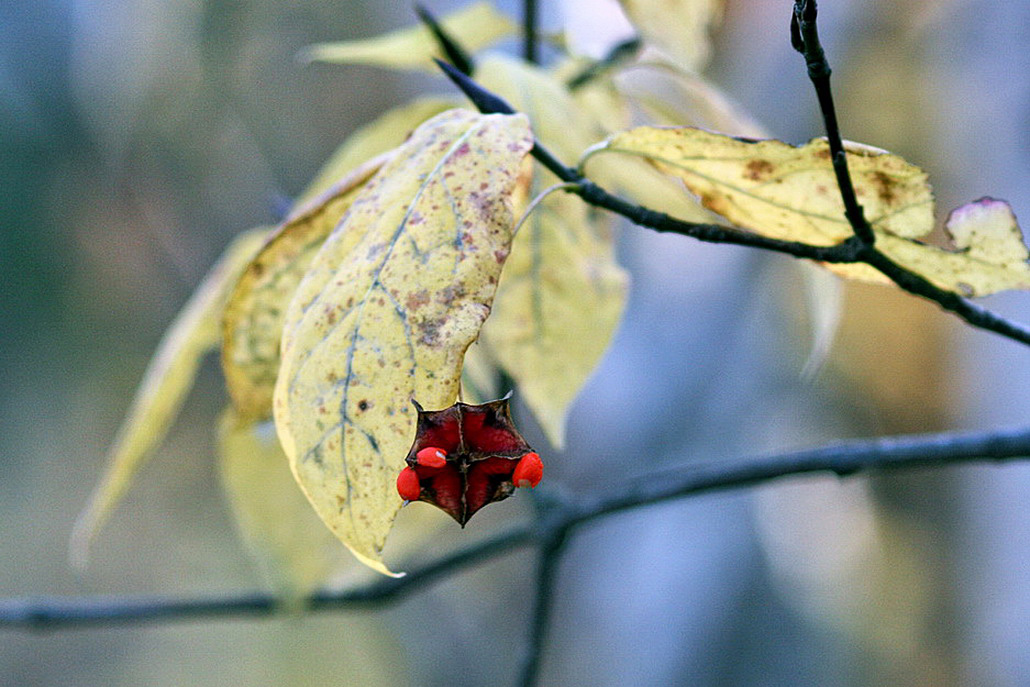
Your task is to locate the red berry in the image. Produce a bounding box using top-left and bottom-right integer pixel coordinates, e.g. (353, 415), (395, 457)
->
(415, 446), (448, 468)
(396, 467), (421, 501)
(512, 452), (543, 488)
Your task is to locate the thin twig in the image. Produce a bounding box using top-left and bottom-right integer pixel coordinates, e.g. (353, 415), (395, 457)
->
(518, 532), (567, 687)
(791, 0), (875, 245)
(1, 527), (532, 630)
(3, 425), (1029, 631)
(574, 424), (1030, 525)
(415, 4), (474, 76)
(523, 0), (538, 64)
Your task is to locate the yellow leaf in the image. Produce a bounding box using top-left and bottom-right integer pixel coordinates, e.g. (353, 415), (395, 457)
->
(300, 2), (515, 72)
(274, 109), (533, 575)
(222, 155), (388, 421)
(298, 98), (456, 205)
(71, 228), (269, 567)
(617, 0), (724, 72)
(477, 56), (629, 447)
(593, 127), (1030, 296)
(218, 411), (349, 603)
(879, 198), (1030, 296)
(591, 127), (935, 247)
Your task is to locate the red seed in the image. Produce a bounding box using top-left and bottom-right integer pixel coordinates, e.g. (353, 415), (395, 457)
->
(415, 446), (448, 468)
(512, 452), (543, 488)
(396, 467), (421, 501)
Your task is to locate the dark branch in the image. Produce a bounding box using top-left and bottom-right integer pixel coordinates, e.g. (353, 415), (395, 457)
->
(574, 425), (1030, 525)
(4, 425), (1030, 631)
(415, 4), (474, 76)
(435, 60), (1030, 348)
(0, 528), (533, 630)
(792, 0), (875, 245)
(522, 0), (538, 64)
(518, 532), (568, 687)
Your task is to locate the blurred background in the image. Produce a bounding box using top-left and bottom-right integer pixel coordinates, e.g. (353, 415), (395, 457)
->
(3, 0), (1030, 684)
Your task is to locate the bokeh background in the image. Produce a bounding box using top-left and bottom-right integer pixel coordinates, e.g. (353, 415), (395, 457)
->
(3, 0), (1030, 685)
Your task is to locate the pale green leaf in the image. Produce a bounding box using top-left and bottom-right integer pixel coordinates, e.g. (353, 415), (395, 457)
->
(222, 154), (388, 421)
(618, 0), (724, 72)
(218, 411), (349, 602)
(274, 109), (533, 575)
(798, 262), (843, 378)
(71, 228), (269, 567)
(300, 2), (515, 72)
(476, 56), (629, 447)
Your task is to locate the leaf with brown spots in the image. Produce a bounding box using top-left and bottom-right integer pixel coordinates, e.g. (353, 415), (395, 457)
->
(587, 127), (934, 250)
(879, 197), (1030, 296)
(589, 127), (1030, 296)
(273, 109), (533, 575)
(222, 155), (389, 421)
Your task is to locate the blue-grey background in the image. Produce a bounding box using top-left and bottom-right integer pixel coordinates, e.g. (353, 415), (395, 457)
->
(3, 0), (1029, 684)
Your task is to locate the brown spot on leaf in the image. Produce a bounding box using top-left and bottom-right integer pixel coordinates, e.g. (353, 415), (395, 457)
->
(437, 284), (467, 306)
(418, 317), (444, 346)
(406, 289), (430, 311)
(744, 159), (775, 181)
(870, 170), (897, 204)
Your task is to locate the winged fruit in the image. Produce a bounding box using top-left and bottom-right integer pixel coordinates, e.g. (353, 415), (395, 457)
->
(398, 395), (542, 526)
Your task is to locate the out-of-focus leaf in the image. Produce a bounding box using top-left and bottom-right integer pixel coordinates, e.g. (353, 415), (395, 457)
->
(593, 127), (1030, 295)
(613, 60), (767, 137)
(548, 58), (718, 225)
(71, 228), (269, 567)
(799, 263), (843, 379)
(299, 98), (456, 204)
(274, 109), (533, 575)
(477, 56), (629, 447)
(460, 342), (501, 405)
(300, 2), (515, 72)
(218, 411), (349, 602)
(222, 155), (388, 421)
(617, 0), (724, 72)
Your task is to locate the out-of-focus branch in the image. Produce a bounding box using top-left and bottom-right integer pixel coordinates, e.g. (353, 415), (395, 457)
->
(3, 424), (1029, 632)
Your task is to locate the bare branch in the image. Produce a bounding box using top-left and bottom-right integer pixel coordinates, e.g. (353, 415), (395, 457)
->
(791, 0), (875, 245)
(3, 425), (1028, 632)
